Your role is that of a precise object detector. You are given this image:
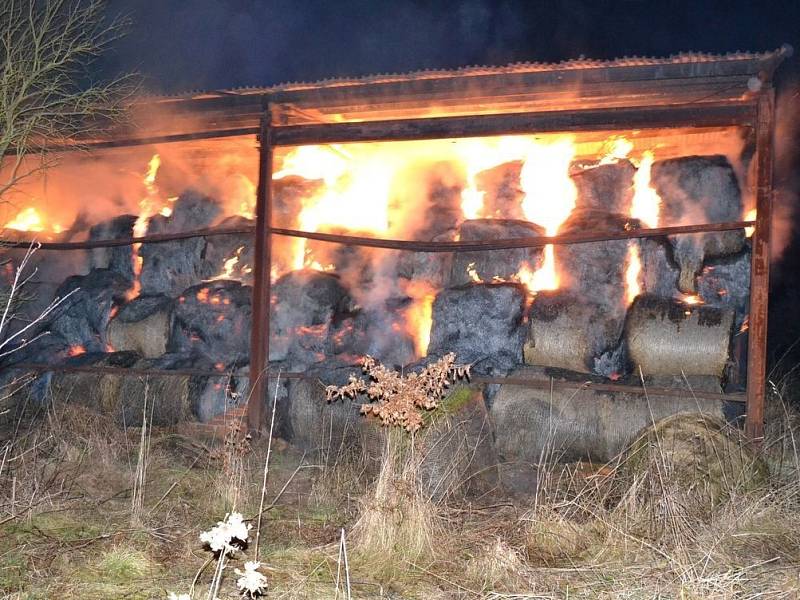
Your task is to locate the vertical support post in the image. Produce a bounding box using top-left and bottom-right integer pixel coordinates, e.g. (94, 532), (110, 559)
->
(745, 88), (776, 442)
(248, 102), (274, 433)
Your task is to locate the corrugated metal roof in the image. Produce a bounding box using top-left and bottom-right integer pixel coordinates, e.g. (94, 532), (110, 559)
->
(141, 46), (792, 102)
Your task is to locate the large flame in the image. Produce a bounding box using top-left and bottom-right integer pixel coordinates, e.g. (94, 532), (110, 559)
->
(519, 138), (577, 292)
(404, 281), (436, 357)
(3, 206), (62, 233)
(127, 154), (162, 300)
(624, 149), (663, 305)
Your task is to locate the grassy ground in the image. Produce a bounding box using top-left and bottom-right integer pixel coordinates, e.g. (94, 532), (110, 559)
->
(3, 380), (800, 599)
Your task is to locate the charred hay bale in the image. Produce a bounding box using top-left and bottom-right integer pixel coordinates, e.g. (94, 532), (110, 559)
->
(571, 160), (635, 214)
(50, 269), (130, 353)
(449, 219), (545, 287)
(306, 230), (375, 287)
(625, 294), (734, 377)
(168, 280), (251, 366)
(640, 237), (680, 298)
(523, 292), (625, 378)
(203, 216), (255, 284)
(475, 161), (525, 219)
(652, 155), (745, 293)
(139, 190), (222, 296)
(107, 294), (173, 358)
(428, 283), (526, 375)
(697, 247), (751, 329)
(489, 366), (726, 492)
(330, 306), (416, 368)
(88, 214), (137, 281)
(270, 270), (352, 369)
(396, 230), (455, 288)
(554, 210), (635, 316)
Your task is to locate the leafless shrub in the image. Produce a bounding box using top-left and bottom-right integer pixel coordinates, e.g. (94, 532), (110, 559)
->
(325, 353), (470, 433)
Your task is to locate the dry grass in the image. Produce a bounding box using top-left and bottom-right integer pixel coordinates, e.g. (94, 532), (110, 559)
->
(2, 372), (800, 598)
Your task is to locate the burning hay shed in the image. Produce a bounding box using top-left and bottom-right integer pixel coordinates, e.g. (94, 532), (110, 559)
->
(0, 47), (788, 477)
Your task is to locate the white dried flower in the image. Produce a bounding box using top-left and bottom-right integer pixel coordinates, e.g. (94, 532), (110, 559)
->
(167, 593), (192, 600)
(234, 561), (268, 597)
(199, 512), (251, 554)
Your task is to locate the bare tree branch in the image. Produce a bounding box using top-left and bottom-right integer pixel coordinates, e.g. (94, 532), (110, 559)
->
(0, 0), (137, 201)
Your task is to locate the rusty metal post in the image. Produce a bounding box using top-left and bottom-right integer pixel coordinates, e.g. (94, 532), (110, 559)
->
(745, 88), (776, 442)
(247, 102), (274, 433)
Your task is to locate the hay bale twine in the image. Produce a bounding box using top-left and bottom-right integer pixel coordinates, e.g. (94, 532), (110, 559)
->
(524, 292), (626, 378)
(651, 155), (745, 293)
(489, 366), (726, 493)
(625, 294), (734, 377)
(612, 413), (767, 539)
(449, 219), (545, 287)
(107, 295), (173, 358)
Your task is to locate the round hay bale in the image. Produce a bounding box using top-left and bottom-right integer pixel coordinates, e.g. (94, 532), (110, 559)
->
(107, 295), (173, 358)
(625, 294), (734, 377)
(524, 292), (625, 377)
(611, 413), (767, 539)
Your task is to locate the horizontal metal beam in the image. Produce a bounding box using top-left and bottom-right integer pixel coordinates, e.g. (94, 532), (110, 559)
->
(6, 362), (743, 403)
(272, 103), (756, 146)
(2, 220), (754, 253)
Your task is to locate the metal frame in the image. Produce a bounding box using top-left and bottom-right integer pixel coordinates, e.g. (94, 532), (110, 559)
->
(247, 91), (777, 441)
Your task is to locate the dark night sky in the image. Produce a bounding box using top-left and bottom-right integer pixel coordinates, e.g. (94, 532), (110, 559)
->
(102, 0), (800, 364)
(102, 0), (800, 94)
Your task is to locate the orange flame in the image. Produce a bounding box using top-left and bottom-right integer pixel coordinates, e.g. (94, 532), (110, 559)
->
(404, 281), (436, 357)
(67, 345), (86, 357)
(625, 242), (642, 304)
(624, 149), (662, 304)
(518, 138), (577, 292)
(127, 154), (163, 301)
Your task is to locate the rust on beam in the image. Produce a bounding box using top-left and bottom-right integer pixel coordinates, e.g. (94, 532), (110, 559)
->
(745, 88), (776, 442)
(247, 105), (274, 434)
(272, 103), (756, 146)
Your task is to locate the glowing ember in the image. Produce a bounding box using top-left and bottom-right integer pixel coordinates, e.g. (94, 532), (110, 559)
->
(680, 293), (704, 305)
(744, 208), (757, 237)
(518, 138), (577, 292)
(67, 345), (86, 357)
(625, 242), (642, 304)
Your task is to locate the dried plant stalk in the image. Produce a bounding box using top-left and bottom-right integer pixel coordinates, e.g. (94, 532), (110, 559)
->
(325, 353), (470, 433)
